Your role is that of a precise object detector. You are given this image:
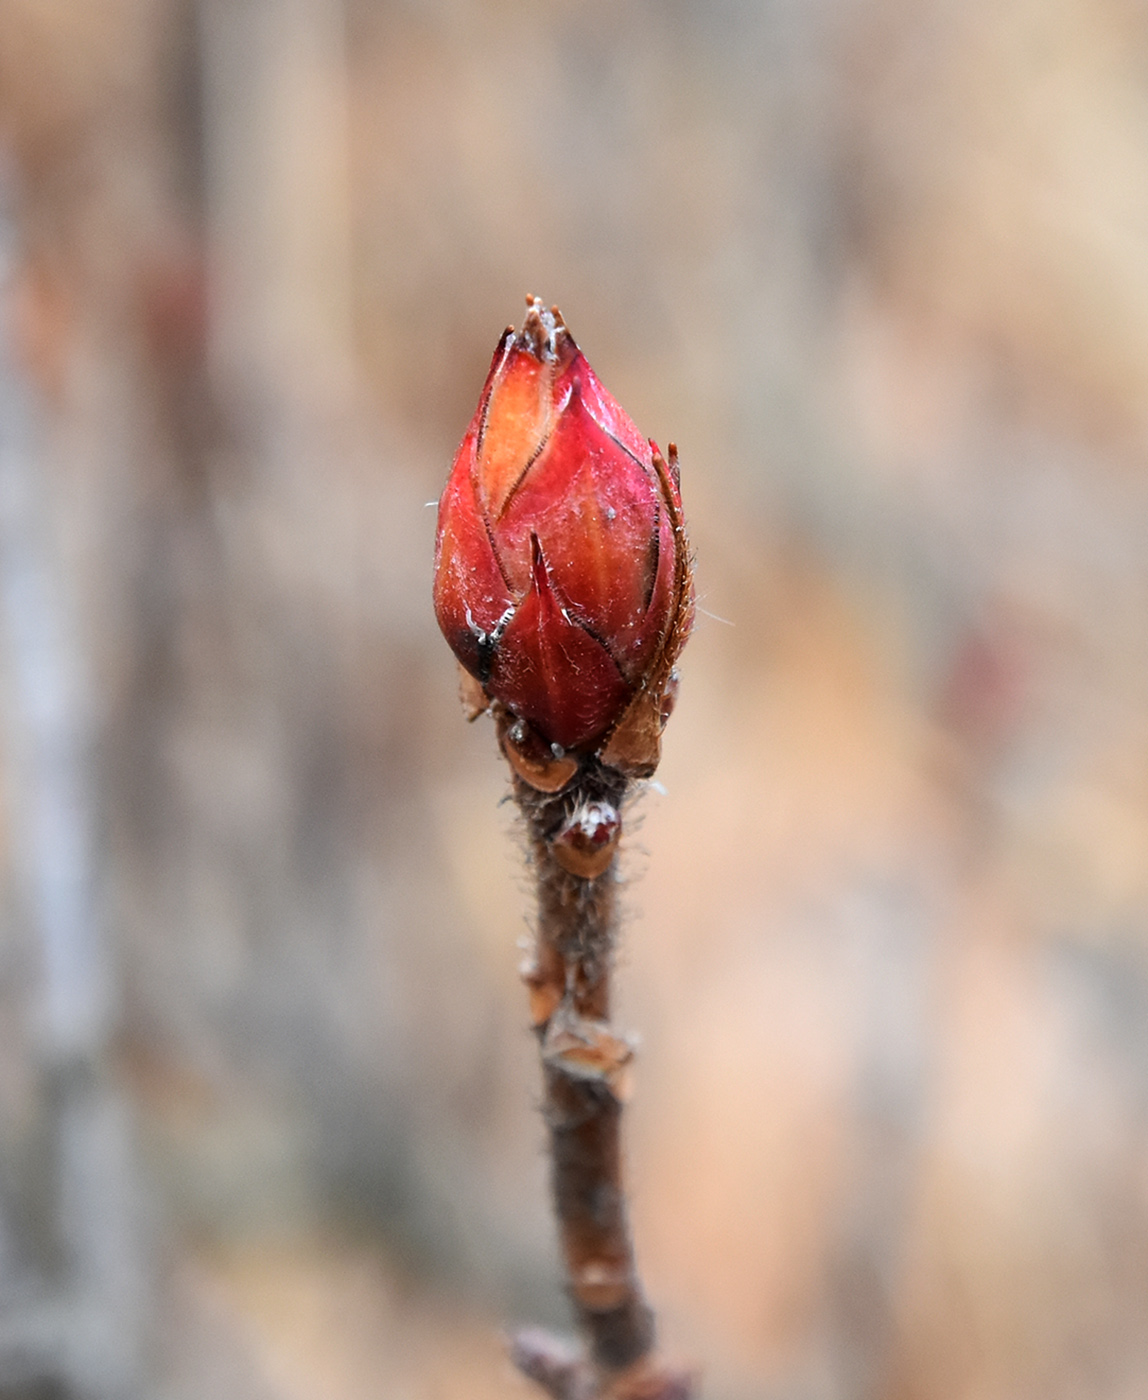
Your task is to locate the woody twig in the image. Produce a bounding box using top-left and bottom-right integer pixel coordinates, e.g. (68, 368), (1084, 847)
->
(433, 298), (695, 1398)
(508, 759), (692, 1400)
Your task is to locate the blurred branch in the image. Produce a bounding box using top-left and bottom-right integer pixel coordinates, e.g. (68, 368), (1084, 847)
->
(0, 158), (147, 1400)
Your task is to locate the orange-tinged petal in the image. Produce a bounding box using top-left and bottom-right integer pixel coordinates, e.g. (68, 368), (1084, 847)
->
(475, 342), (555, 519)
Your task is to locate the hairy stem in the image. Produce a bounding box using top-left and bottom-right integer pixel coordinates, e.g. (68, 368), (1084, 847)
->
(513, 761), (667, 1393)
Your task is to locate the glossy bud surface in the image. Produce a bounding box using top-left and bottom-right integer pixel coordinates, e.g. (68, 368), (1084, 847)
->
(434, 298), (692, 771)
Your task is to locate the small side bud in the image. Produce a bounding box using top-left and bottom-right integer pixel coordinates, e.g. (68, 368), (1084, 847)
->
(552, 800), (621, 879)
(542, 1011), (635, 1102)
(496, 707), (579, 793)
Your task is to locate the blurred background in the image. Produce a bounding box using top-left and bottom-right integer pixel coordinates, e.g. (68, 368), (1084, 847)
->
(2, 1), (1148, 1397)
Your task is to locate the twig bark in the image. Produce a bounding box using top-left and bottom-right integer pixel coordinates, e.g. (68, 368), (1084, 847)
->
(511, 761), (693, 1400)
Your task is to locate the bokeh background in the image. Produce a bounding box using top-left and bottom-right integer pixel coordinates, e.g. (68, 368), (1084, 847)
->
(2, 2), (1148, 1397)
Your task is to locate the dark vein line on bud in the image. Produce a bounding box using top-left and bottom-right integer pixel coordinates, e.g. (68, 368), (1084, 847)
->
(567, 613), (630, 682)
(533, 533), (630, 683)
(642, 496), (662, 614)
(496, 429), (554, 522)
(600, 427), (649, 474)
(479, 493), (516, 595)
(587, 424), (663, 616)
(473, 329), (515, 462)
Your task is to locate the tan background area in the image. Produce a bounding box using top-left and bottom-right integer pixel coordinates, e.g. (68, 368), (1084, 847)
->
(2, 2), (1148, 1397)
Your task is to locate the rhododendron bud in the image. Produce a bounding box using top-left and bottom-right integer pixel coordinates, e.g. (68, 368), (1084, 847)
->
(434, 297), (693, 788)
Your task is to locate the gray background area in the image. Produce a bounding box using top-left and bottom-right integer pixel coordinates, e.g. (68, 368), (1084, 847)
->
(2, 2), (1148, 1397)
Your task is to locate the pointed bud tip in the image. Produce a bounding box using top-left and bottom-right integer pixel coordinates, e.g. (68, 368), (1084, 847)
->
(528, 531), (548, 589)
(520, 295), (573, 363)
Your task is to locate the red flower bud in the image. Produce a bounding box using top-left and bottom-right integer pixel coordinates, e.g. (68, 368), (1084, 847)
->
(434, 298), (693, 784)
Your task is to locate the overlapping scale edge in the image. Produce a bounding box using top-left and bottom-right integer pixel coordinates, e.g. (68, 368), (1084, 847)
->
(554, 347), (651, 470)
(488, 536), (631, 752)
(476, 340), (556, 520)
(628, 498), (677, 681)
(653, 439), (695, 660)
(433, 427), (515, 679)
(597, 442), (695, 777)
(496, 380), (661, 681)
